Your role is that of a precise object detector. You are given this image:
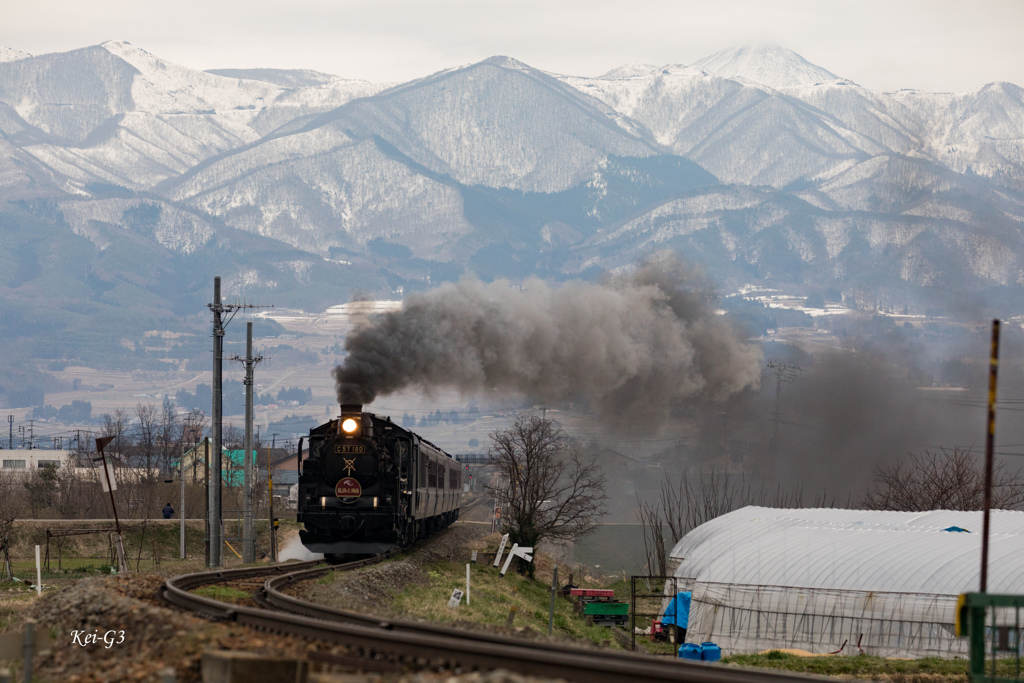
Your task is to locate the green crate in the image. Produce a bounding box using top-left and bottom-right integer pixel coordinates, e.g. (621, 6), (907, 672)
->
(584, 601), (629, 616)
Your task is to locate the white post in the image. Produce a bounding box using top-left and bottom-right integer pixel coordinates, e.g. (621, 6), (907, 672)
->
(493, 533), (510, 567)
(34, 545), (41, 596)
(466, 563), (471, 606)
(501, 543), (519, 576)
(501, 545), (534, 577)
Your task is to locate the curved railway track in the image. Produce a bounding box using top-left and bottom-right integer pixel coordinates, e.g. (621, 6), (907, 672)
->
(163, 554), (829, 683)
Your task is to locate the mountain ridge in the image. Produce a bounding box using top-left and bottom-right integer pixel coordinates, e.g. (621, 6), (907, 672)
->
(0, 40), (1023, 359)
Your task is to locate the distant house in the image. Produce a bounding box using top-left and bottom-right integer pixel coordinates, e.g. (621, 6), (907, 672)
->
(269, 450), (299, 475)
(0, 449), (135, 483)
(175, 439), (254, 486)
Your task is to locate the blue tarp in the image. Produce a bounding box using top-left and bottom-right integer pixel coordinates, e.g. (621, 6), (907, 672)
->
(662, 591), (692, 628)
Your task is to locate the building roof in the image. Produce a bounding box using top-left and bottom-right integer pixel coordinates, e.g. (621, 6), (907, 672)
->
(670, 506), (1024, 596)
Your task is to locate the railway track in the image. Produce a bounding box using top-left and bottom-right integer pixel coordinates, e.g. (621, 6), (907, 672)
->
(163, 554), (831, 683)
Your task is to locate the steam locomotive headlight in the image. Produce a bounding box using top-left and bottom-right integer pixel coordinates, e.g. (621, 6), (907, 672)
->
(341, 417), (359, 434)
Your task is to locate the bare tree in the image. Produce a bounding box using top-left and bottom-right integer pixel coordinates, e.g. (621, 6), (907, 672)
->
(863, 447), (1024, 511)
(183, 409), (207, 483)
(223, 423), (243, 449)
(22, 464), (60, 517)
(487, 414), (607, 575)
(102, 408), (129, 458)
(637, 468), (837, 576)
(157, 398), (181, 475)
(0, 469), (24, 539)
(135, 402), (158, 473)
(635, 495), (666, 577)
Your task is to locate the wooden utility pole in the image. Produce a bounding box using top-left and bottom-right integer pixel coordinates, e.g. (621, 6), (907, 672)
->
(980, 319), (1000, 593)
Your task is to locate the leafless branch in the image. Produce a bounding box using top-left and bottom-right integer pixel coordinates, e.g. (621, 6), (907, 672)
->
(862, 447), (1024, 511)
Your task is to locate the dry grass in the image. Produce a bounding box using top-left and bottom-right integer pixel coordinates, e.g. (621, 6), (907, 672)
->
(382, 528), (631, 649)
(720, 650), (1015, 682)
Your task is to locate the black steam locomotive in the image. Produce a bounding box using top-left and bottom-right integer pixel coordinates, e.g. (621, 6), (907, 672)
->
(297, 404), (462, 558)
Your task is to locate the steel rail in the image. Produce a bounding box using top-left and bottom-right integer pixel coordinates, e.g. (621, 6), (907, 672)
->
(164, 560), (835, 683)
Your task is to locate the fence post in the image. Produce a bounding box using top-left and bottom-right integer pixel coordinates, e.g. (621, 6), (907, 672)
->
(969, 604), (986, 678)
(507, 586), (518, 625)
(549, 566), (558, 635)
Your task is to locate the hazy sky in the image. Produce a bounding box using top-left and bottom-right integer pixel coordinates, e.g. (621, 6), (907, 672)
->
(3, 0), (1023, 92)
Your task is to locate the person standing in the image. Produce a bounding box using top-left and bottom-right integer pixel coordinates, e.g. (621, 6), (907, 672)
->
(162, 502), (174, 519)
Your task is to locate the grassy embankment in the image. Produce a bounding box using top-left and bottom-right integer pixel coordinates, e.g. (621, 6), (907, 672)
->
(367, 534), (1013, 681)
(311, 531), (676, 653)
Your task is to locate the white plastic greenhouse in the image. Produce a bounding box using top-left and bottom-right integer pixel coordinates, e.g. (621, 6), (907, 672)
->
(669, 506), (1024, 658)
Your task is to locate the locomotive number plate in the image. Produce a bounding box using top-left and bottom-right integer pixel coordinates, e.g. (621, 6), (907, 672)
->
(335, 445), (365, 454)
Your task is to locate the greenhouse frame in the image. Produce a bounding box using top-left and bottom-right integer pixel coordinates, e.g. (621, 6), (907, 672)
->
(669, 507), (1024, 658)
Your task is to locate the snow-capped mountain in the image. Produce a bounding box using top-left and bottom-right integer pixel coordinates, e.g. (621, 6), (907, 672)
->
(2, 40), (1024, 345)
(693, 46), (847, 88)
(0, 41), (385, 191)
(559, 46), (1024, 194)
(0, 47), (29, 62)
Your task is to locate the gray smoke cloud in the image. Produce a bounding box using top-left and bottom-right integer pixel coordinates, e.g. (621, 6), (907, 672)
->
(332, 254), (762, 426)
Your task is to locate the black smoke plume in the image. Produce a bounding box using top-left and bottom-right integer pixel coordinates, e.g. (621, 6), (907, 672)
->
(333, 255), (762, 425)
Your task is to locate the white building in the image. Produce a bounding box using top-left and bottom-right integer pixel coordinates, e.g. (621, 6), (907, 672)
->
(0, 449), (75, 471)
(669, 506), (1024, 658)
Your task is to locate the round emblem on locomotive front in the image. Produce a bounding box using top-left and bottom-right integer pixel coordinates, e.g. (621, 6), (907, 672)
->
(335, 477), (361, 503)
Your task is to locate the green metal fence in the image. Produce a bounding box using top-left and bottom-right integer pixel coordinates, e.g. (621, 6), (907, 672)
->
(958, 593), (1024, 682)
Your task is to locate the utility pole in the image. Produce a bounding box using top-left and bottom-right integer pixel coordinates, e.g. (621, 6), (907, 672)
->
(981, 319), (1000, 593)
(268, 442), (276, 561)
(180, 441), (186, 559)
(204, 437), (210, 567)
(207, 276), (271, 567)
(229, 322), (263, 563)
(7, 415), (12, 449)
(210, 276), (225, 567)
(766, 360), (801, 446)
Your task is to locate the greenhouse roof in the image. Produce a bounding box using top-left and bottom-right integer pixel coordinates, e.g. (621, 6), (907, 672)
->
(670, 506), (1024, 596)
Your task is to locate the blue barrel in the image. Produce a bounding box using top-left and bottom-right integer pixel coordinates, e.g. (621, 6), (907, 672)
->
(678, 643), (702, 660)
(700, 642), (721, 662)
